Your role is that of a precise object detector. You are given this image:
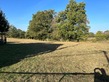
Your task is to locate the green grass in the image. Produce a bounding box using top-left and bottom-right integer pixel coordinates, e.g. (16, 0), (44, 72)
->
(0, 38), (109, 82)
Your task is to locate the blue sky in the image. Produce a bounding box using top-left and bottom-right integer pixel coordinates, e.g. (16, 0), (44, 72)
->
(0, 0), (109, 33)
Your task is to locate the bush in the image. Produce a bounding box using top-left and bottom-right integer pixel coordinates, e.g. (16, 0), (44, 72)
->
(95, 31), (106, 41)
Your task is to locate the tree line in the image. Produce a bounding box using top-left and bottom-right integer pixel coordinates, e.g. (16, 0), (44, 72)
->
(7, 25), (109, 41)
(7, 25), (25, 38)
(1, 0), (109, 42)
(26, 0), (89, 42)
(88, 31), (109, 41)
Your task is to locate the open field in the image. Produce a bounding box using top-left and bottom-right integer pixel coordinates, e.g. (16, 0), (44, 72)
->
(0, 38), (109, 82)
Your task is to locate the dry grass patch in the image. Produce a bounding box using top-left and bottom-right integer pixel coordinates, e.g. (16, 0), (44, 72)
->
(0, 38), (109, 82)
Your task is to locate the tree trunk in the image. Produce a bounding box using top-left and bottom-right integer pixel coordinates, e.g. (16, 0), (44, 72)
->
(4, 35), (7, 44)
(0, 32), (7, 44)
(77, 39), (80, 42)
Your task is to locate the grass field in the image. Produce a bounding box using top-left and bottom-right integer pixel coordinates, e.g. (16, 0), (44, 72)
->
(0, 38), (109, 82)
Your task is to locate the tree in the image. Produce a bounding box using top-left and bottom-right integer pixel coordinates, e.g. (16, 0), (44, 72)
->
(50, 16), (61, 40)
(95, 31), (106, 41)
(27, 0), (89, 41)
(56, 11), (69, 40)
(27, 10), (55, 40)
(7, 25), (19, 38)
(57, 0), (89, 41)
(7, 25), (25, 38)
(0, 9), (9, 44)
(104, 30), (109, 40)
(17, 29), (25, 38)
(88, 32), (95, 37)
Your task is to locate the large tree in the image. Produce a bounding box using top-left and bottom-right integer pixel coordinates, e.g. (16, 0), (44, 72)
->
(27, 10), (55, 40)
(7, 25), (25, 38)
(0, 10), (9, 32)
(0, 9), (9, 44)
(57, 0), (89, 41)
(27, 0), (89, 41)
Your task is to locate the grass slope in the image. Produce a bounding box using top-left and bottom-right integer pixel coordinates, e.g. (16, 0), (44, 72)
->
(0, 38), (109, 82)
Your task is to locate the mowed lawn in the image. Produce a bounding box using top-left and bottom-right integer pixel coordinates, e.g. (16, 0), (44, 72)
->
(0, 38), (109, 82)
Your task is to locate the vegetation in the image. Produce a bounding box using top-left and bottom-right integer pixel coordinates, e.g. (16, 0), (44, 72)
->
(56, 0), (89, 41)
(0, 38), (109, 82)
(7, 25), (25, 38)
(0, 10), (9, 32)
(27, 10), (54, 40)
(3, 0), (108, 42)
(27, 0), (89, 41)
(0, 9), (9, 44)
(95, 30), (109, 41)
(0, 0), (109, 82)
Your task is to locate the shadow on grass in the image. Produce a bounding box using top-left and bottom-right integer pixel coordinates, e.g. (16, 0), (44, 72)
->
(0, 68), (109, 82)
(0, 42), (62, 68)
(94, 68), (109, 82)
(102, 51), (109, 65)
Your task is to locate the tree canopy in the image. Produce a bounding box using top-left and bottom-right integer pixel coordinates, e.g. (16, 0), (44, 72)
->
(27, 10), (55, 40)
(7, 25), (25, 38)
(27, 0), (89, 41)
(0, 9), (9, 32)
(56, 0), (89, 41)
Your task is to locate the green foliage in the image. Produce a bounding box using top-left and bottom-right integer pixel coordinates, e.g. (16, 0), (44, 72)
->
(95, 31), (106, 41)
(104, 30), (109, 40)
(50, 18), (61, 40)
(88, 32), (95, 37)
(27, 10), (55, 40)
(94, 30), (109, 41)
(56, 0), (89, 41)
(0, 9), (9, 32)
(7, 25), (25, 38)
(27, 0), (89, 42)
(0, 9), (9, 44)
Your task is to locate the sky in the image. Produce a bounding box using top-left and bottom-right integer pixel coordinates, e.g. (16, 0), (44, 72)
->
(0, 0), (109, 33)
